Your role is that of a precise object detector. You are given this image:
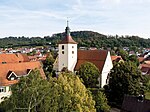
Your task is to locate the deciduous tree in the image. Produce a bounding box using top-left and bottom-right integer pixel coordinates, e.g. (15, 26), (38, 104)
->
(0, 70), (96, 112)
(78, 62), (100, 88)
(106, 61), (143, 106)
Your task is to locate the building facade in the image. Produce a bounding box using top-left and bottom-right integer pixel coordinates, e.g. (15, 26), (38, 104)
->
(54, 23), (113, 87)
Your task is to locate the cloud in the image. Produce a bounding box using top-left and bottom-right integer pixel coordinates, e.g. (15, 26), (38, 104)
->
(0, 0), (150, 38)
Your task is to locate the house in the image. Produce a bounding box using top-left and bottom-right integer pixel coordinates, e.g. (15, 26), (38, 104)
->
(121, 95), (150, 112)
(111, 56), (123, 63)
(0, 53), (45, 103)
(53, 22), (113, 87)
(139, 64), (150, 75)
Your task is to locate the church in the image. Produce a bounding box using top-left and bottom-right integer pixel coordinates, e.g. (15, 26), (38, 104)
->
(53, 22), (113, 87)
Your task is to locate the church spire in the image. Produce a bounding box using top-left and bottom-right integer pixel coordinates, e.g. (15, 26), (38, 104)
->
(65, 20), (70, 37)
(67, 19), (69, 27)
(59, 20), (77, 44)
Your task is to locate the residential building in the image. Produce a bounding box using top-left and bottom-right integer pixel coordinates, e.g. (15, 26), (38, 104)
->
(0, 53), (45, 103)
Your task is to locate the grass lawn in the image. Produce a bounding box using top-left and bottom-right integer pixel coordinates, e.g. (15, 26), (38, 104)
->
(145, 91), (150, 100)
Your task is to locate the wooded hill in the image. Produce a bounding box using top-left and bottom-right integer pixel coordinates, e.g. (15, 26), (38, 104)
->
(0, 31), (150, 48)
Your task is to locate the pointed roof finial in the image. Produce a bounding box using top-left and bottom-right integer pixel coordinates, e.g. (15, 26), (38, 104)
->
(67, 17), (69, 27)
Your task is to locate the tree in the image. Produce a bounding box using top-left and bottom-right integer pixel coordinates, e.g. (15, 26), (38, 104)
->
(91, 89), (110, 112)
(48, 73), (96, 112)
(78, 62), (100, 88)
(0, 69), (49, 112)
(43, 53), (55, 78)
(143, 75), (150, 91)
(129, 46), (138, 53)
(0, 70), (96, 112)
(128, 55), (139, 66)
(106, 61), (143, 106)
(116, 49), (128, 61)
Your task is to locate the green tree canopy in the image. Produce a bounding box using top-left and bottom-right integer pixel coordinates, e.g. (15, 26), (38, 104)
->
(0, 70), (96, 112)
(143, 75), (150, 92)
(43, 52), (55, 78)
(128, 55), (139, 66)
(105, 61), (143, 106)
(116, 49), (129, 61)
(91, 89), (110, 112)
(78, 62), (100, 88)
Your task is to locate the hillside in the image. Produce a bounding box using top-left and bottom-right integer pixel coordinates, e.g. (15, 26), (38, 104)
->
(45, 31), (150, 48)
(0, 31), (150, 48)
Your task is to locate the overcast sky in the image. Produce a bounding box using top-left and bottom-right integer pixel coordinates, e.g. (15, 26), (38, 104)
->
(0, 0), (150, 38)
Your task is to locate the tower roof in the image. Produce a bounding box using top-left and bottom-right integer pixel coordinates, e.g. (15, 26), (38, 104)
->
(59, 21), (77, 44)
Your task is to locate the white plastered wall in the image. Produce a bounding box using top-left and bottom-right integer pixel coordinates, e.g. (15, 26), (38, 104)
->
(58, 44), (77, 72)
(101, 51), (113, 87)
(0, 86), (11, 103)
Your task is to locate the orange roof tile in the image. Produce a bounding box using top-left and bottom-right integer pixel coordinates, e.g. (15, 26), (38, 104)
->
(145, 61), (150, 64)
(138, 57), (144, 62)
(140, 64), (150, 68)
(140, 64), (150, 74)
(0, 61), (45, 86)
(16, 53), (30, 62)
(0, 54), (19, 63)
(58, 35), (77, 44)
(0, 53), (30, 64)
(75, 50), (108, 73)
(58, 25), (77, 44)
(28, 56), (37, 60)
(111, 56), (122, 61)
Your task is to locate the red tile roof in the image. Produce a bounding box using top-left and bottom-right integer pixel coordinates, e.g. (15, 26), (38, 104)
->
(140, 64), (150, 68)
(0, 61), (45, 86)
(138, 57), (144, 63)
(0, 53), (30, 64)
(0, 54), (19, 63)
(111, 56), (122, 61)
(16, 53), (30, 62)
(74, 50), (108, 73)
(28, 56), (38, 61)
(59, 35), (77, 44)
(58, 25), (77, 44)
(140, 64), (150, 74)
(145, 61), (150, 64)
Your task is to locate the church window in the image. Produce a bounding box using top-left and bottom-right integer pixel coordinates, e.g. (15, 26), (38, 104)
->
(72, 46), (74, 48)
(62, 51), (64, 54)
(62, 45), (64, 50)
(72, 51), (74, 54)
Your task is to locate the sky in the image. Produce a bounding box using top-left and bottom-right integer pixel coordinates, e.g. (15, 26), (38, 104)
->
(0, 0), (150, 38)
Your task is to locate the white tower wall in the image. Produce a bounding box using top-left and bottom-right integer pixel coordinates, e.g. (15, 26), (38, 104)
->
(58, 44), (77, 72)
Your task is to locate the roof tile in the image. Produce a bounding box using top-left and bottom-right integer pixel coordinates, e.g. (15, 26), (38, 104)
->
(75, 50), (108, 73)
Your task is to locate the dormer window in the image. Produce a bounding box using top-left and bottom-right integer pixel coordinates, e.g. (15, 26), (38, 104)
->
(27, 69), (32, 75)
(7, 71), (18, 80)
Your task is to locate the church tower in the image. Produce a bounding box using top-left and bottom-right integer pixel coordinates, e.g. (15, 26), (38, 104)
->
(58, 21), (77, 72)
